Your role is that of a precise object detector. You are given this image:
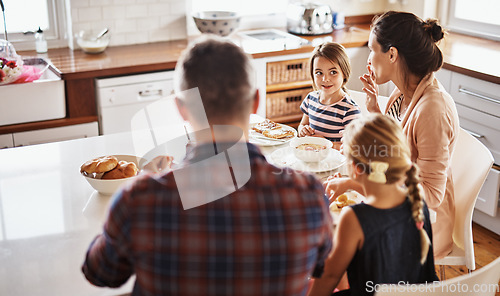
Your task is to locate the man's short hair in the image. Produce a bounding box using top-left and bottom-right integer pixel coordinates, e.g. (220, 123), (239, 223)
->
(174, 35), (256, 122)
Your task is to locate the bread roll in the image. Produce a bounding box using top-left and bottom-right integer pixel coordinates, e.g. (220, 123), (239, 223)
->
(81, 156), (118, 174)
(101, 161), (138, 179)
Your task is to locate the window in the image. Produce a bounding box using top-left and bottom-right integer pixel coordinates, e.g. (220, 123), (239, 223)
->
(188, 0), (288, 33)
(446, 0), (500, 41)
(1, 0), (67, 51)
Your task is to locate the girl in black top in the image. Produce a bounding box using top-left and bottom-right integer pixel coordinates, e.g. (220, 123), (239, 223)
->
(309, 114), (438, 296)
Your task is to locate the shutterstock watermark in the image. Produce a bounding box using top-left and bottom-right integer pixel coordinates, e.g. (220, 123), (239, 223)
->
(366, 281), (500, 294)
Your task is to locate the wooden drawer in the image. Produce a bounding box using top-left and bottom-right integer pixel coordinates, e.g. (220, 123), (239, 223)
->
(266, 58), (310, 85)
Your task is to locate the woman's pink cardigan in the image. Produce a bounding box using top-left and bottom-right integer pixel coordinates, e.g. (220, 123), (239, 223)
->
(386, 73), (460, 259)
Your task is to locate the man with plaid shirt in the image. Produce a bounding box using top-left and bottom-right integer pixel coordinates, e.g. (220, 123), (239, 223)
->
(82, 35), (333, 296)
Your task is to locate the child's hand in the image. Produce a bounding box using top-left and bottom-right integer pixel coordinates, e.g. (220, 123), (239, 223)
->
(299, 125), (315, 137)
(323, 174), (352, 203)
(359, 65), (381, 113)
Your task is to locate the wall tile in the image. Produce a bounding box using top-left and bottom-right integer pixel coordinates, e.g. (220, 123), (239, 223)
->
(125, 4), (149, 18)
(114, 19), (138, 33)
(71, 8), (79, 23)
(109, 33), (127, 46)
(149, 29), (171, 42)
(148, 3), (171, 16)
(78, 7), (103, 22)
(89, 0), (113, 6)
(113, 0), (136, 4)
(102, 6), (126, 20)
(70, 0), (90, 9)
(69, 0), (188, 46)
(170, 1), (186, 15)
(137, 18), (161, 31)
(125, 32), (150, 45)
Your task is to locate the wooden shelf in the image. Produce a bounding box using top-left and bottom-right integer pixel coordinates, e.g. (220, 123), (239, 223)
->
(266, 81), (312, 93)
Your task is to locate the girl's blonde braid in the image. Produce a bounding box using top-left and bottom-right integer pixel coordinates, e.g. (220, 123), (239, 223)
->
(405, 163), (431, 264)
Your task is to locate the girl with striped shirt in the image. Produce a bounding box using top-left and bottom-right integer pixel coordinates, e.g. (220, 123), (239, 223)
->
(299, 42), (361, 148)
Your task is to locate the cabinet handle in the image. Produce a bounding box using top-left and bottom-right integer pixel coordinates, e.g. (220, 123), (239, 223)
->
(459, 88), (500, 105)
(462, 128), (484, 139)
(139, 89), (163, 97)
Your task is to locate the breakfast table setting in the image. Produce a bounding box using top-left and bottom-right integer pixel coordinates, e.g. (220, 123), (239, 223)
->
(0, 112), (350, 295)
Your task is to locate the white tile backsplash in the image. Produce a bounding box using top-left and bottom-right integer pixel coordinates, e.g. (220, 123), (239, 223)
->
(78, 7), (103, 22)
(70, 0), (90, 9)
(70, 0), (188, 47)
(125, 5), (149, 18)
(148, 3), (172, 16)
(89, 0), (113, 6)
(102, 6), (126, 20)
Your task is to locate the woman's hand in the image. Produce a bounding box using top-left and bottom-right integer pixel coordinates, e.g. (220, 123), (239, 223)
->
(359, 65), (382, 113)
(299, 125), (315, 137)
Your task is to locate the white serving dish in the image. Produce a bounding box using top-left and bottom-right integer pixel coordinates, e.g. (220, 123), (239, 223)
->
(269, 146), (345, 173)
(290, 136), (333, 162)
(82, 154), (147, 195)
(0, 58), (65, 126)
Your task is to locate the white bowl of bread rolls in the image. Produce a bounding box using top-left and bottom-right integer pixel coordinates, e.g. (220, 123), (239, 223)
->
(80, 155), (146, 195)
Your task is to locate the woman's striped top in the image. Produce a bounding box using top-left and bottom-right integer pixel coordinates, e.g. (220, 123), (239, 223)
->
(300, 91), (361, 142)
(386, 94), (404, 122)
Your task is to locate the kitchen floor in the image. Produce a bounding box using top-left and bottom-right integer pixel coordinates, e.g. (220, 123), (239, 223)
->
(438, 223), (500, 295)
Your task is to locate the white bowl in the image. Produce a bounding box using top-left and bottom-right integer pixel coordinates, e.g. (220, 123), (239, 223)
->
(82, 155), (146, 195)
(76, 30), (110, 54)
(192, 11), (241, 36)
(290, 137), (333, 162)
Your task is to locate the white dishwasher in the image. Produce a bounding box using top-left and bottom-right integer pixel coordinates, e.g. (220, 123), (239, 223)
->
(96, 70), (183, 135)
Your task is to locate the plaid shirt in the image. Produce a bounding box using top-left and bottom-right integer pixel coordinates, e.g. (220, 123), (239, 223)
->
(82, 143), (333, 296)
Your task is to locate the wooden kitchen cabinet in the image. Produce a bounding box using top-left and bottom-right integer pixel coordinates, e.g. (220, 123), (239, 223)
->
(65, 78), (98, 118)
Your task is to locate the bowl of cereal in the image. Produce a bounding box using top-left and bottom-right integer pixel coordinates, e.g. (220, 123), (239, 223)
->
(290, 137), (333, 162)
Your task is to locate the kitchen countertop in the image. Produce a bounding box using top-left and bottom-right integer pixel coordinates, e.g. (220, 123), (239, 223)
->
(25, 26), (370, 81)
(20, 25), (500, 84)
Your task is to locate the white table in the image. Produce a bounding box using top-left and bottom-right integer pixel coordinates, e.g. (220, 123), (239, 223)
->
(0, 118), (343, 295)
(0, 130), (165, 296)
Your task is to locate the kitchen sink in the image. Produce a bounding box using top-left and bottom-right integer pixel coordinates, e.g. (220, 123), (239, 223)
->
(237, 29), (310, 53)
(0, 58), (65, 126)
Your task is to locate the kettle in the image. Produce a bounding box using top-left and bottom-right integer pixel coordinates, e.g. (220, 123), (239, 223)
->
(286, 2), (333, 35)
